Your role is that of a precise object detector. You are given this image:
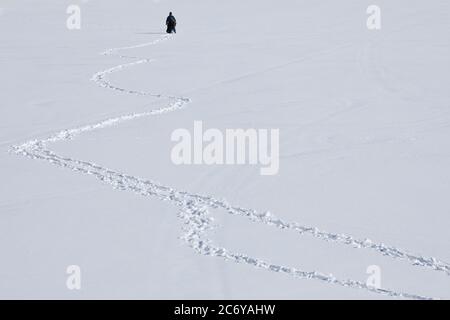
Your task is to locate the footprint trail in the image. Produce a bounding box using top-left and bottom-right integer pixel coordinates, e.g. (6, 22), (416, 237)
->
(10, 35), (450, 300)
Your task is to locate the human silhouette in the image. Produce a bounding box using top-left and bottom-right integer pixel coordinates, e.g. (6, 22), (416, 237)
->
(166, 12), (177, 34)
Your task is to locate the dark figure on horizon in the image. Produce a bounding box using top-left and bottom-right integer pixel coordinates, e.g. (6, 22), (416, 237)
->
(166, 12), (177, 34)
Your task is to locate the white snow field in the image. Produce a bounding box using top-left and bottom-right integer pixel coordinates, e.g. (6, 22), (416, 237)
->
(1, 0), (450, 299)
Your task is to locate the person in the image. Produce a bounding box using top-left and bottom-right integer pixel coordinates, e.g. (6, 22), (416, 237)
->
(166, 12), (177, 34)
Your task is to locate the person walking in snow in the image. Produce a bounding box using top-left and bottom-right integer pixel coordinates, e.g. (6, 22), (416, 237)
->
(166, 12), (177, 34)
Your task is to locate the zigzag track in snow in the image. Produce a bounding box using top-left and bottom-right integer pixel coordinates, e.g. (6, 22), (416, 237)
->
(10, 34), (450, 300)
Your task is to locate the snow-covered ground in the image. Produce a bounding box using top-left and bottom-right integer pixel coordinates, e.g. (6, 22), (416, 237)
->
(1, 0), (449, 299)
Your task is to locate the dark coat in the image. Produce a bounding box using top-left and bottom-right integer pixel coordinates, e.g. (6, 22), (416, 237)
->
(166, 15), (177, 33)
